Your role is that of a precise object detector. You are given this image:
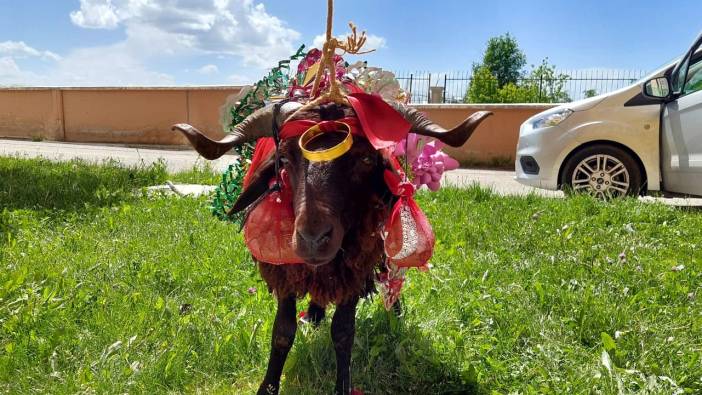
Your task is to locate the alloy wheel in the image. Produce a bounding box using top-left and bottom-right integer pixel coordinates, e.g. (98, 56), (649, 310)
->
(571, 154), (630, 198)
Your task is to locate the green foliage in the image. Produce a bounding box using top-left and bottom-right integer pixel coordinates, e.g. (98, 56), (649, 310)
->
(584, 89), (599, 98)
(464, 65), (499, 103)
(213, 45), (307, 225)
(466, 60), (570, 104)
(465, 34), (570, 104)
(1, 157), (702, 394)
(480, 33), (526, 88)
(521, 59), (571, 103)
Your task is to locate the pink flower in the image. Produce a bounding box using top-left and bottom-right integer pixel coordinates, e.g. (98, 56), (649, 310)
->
(393, 134), (458, 191)
(289, 48), (347, 99)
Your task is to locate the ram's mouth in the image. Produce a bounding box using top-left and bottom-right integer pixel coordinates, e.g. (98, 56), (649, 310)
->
(303, 256), (335, 266)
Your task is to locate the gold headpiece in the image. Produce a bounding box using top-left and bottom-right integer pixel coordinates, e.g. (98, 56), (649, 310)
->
(299, 122), (353, 162)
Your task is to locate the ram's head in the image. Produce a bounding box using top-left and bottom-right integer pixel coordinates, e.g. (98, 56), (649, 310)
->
(173, 102), (491, 265)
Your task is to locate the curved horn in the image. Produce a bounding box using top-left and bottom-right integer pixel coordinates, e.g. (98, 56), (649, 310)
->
(390, 103), (493, 147)
(171, 101), (302, 160)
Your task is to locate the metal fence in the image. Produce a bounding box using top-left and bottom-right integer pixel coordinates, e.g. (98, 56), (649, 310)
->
(394, 69), (648, 104)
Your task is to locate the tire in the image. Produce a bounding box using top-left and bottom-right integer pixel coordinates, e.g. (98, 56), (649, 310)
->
(560, 144), (643, 198)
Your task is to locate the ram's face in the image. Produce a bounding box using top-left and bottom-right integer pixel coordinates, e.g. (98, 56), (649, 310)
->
(279, 132), (386, 266)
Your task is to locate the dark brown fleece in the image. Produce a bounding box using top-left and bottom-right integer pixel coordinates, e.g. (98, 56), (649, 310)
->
(250, 104), (392, 306)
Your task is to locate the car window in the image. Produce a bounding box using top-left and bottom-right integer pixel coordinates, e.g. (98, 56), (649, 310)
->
(684, 58), (702, 95)
(673, 57), (690, 93)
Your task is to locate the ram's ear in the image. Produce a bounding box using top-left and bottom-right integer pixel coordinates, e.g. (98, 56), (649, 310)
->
(228, 155), (277, 215)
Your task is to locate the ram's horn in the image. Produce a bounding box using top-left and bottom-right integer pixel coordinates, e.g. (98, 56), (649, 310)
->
(172, 101), (302, 160)
(390, 103), (492, 147)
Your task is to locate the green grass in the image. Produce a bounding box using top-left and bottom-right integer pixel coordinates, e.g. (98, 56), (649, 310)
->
(1, 156), (701, 394)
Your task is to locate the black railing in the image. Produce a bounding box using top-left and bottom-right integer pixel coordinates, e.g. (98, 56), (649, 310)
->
(394, 69), (648, 104)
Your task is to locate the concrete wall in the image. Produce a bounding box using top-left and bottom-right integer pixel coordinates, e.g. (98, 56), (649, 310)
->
(0, 87), (241, 146)
(0, 89), (64, 141)
(0, 87), (556, 163)
(415, 103), (557, 163)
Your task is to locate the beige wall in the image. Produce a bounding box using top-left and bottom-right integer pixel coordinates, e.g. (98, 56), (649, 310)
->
(415, 104), (556, 163)
(0, 87), (555, 163)
(0, 89), (64, 141)
(0, 87), (241, 146)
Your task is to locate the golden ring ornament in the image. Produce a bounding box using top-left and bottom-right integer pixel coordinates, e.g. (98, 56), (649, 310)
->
(299, 122), (353, 162)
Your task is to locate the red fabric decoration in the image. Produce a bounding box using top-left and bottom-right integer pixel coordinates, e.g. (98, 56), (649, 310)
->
(280, 117), (363, 139)
(241, 94), (430, 267)
(382, 169), (435, 268)
(243, 168), (304, 264)
(243, 137), (276, 188)
(279, 93), (411, 150)
(346, 92), (410, 149)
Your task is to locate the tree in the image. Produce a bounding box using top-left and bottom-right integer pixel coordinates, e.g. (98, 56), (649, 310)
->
(522, 59), (570, 103)
(481, 33), (527, 88)
(583, 89), (598, 98)
(464, 65), (499, 103)
(465, 34), (570, 104)
(465, 59), (570, 103)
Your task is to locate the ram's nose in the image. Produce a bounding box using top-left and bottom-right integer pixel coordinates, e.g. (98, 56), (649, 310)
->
(293, 217), (342, 266)
(297, 223), (333, 250)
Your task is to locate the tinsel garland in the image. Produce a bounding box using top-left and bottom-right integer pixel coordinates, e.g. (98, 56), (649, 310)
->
(210, 44), (307, 224)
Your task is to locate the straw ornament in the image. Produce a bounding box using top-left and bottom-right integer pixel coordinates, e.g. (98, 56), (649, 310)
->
(288, 0), (374, 119)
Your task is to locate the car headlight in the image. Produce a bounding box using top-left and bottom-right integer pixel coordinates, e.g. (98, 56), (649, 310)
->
(530, 108), (573, 129)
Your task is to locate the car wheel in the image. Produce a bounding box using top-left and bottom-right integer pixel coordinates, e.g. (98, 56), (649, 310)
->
(561, 144), (643, 198)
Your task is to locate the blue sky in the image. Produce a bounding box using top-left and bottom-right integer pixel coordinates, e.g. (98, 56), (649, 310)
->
(0, 0), (700, 86)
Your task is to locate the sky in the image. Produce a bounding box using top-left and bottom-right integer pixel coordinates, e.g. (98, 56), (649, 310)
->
(0, 0), (700, 87)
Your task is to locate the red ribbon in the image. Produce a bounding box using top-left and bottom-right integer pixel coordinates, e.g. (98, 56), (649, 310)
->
(383, 169), (415, 197)
(279, 92), (411, 150)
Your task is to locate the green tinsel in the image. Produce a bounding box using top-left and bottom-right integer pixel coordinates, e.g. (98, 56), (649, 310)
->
(210, 44), (307, 224)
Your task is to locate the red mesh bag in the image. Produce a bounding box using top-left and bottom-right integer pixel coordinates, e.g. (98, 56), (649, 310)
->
(242, 139), (303, 265)
(383, 170), (435, 268)
(243, 170), (303, 265)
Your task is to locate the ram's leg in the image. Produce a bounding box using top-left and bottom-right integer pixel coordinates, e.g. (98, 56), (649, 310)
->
(305, 301), (326, 327)
(331, 296), (359, 395)
(392, 298), (403, 317)
(257, 294), (297, 395)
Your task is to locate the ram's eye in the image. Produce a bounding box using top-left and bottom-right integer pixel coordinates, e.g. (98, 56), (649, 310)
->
(361, 156), (374, 166)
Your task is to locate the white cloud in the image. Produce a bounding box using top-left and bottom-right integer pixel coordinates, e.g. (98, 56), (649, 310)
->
(0, 41), (61, 61)
(197, 64), (219, 75)
(0, 40), (173, 87)
(68, 0), (301, 68)
(70, 0), (121, 29)
(51, 43), (175, 86)
(0, 0), (301, 86)
(227, 73), (254, 85)
(0, 57), (21, 76)
(312, 33), (386, 53)
(0, 57), (47, 86)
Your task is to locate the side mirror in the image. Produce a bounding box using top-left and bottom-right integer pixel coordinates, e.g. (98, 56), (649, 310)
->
(642, 76), (671, 100)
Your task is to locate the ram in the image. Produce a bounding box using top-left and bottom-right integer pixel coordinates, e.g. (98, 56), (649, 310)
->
(172, 100), (489, 394)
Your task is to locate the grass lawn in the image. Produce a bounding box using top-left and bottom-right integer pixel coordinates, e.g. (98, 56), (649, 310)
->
(1, 156), (701, 394)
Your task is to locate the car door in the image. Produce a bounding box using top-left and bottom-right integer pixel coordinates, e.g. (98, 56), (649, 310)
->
(662, 35), (702, 195)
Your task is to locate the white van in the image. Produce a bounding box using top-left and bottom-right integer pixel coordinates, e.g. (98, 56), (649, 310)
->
(515, 32), (702, 198)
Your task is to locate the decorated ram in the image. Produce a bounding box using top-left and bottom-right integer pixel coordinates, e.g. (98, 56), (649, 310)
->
(171, 5), (491, 393)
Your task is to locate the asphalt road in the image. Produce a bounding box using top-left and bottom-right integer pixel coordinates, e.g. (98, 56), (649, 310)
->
(2, 138), (701, 206)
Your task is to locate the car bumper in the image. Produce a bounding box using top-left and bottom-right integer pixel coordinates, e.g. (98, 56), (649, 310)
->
(514, 123), (565, 191)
